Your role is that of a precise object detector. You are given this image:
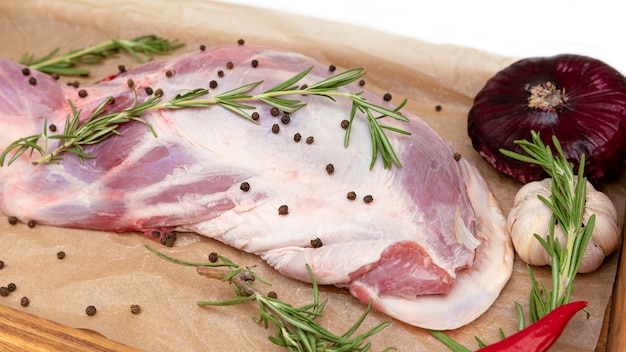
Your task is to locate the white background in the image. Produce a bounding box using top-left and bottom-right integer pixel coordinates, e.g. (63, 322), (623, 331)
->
(216, 0), (626, 74)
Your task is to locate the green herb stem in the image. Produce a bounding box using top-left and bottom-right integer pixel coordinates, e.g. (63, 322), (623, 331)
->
(21, 35), (183, 76)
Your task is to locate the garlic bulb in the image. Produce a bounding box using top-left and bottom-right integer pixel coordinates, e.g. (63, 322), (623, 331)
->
(507, 178), (620, 273)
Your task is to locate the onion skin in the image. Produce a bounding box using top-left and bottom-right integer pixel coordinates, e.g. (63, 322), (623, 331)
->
(468, 54), (626, 183)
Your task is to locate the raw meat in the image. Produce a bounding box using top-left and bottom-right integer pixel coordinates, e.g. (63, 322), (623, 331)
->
(0, 45), (513, 329)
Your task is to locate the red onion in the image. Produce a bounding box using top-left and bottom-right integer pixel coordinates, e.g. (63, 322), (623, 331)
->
(468, 54), (626, 183)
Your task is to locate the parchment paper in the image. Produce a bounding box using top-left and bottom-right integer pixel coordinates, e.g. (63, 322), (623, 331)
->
(0, 1), (623, 351)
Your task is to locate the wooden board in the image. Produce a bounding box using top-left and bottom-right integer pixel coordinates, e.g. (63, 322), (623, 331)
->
(606, 216), (626, 352)
(0, 304), (141, 351)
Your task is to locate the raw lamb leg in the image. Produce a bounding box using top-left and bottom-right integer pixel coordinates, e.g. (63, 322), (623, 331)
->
(0, 44), (513, 330)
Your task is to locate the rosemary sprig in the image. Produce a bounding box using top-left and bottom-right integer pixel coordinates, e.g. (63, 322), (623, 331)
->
(500, 131), (595, 319)
(146, 245), (392, 351)
(0, 93), (157, 166)
(1, 66), (410, 169)
(20, 35), (183, 76)
(164, 66), (411, 169)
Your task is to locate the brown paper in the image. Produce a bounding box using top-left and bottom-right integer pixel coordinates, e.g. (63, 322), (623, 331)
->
(0, 1), (623, 351)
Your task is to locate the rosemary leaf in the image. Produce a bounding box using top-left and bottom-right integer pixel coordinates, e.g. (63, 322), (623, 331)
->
(307, 68), (365, 91)
(263, 66), (312, 93)
(145, 245), (239, 268)
(217, 81), (263, 98)
(197, 295), (256, 306)
(380, 125), (412, 135)
(343, 101), (358, 148)
(428, 330), (472, 352)
(514, 302), (525, 331)
(217, 101), (259, 122)
(259, 96), (307, 113)
(222, 267), (244, 282)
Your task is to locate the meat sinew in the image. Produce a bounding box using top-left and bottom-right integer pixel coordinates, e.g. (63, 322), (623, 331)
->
(0, 45), (513, 330)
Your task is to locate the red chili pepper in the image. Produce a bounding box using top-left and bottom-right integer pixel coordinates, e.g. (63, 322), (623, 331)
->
(478, 301), (587, 352)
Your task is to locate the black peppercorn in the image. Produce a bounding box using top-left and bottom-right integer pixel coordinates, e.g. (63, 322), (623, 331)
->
(130, 304), (141, 314)
(78, 89), (88, 98)
(435, 104), (442, 112)
(251, 112), (260, 121)
(340, 120), (349, 129)
(226, 62), (234, 69)
(85, 305), (97, 316)
(240, 182), (250, 192)
(454, 152), (462, 161)
(7, 283), (16, 292)
(251, 59), (258, 68)
(155, 88), (164, 97)
(49, 124), (57, 132)
(165, 70), (173, 78)
(20, 296), (29, 307)
(278, 205), (289, 215)
(118, 65), (126, 73)
(27, 220), (36, 228)
(359, 79), (365, 86)
(267, 291), (278, 299)
(294, 133), (302, 142)
(306, 136), (314, 144)
(151, 230), (161, 238)
(218, 70), (224, 78)
(127, 79), (134, 88)
(347, 191), (357, 200)
(57, 251), (66, 260)
(281, 115), (290, 124)
(239, 271), (255, 282)
(145, 87), (154, 95)
(22, 67), (30, 76)
(271, 124), (280, 134)
(208, 252), (219, 263)
(326, 164), (334, 174)
(8, 216), (17, 225)
(209, 80), (218, 89)
(270, 107), (279, 116)
(329, 64), (336, 72)
(310, 238), (323, 248)
(363, 195), (374, 203)
(199, 44), (206, 51)
(383, 93), (392, 101)
(29, 77), (37, 85)
(237, 39), (245, 45)
(161, 232), (177, 247)
(0, 287), (9, 297)
(300, 83), (308, 90)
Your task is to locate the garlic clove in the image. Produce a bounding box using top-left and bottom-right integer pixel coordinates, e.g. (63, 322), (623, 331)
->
(507, 183), (553, 266)
(584, 183), (620, 256)
(578, 238), (607, 273)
